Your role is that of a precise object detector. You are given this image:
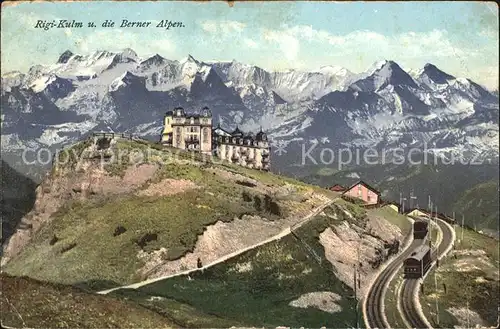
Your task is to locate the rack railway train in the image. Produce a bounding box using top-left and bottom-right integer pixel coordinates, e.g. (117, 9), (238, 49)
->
(413, 218), (429, 240)
(403, 245), (432, 279)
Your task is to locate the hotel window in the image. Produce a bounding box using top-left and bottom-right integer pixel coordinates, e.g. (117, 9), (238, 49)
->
(357, 185), (362, 196)
(367, 195), (371, 202)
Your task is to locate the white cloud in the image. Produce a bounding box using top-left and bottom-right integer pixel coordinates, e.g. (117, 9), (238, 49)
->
(73, 29), (175, 56)
(243, 38), (258, 49)
(476, 65), (499, 91)
(268, 25), (473, 59)
(479, 28), (499, 38)
(200, 21), (217, 34)
(263, 29), (300, 61)
(17, 11), (58, 28)
(200, 20), (246, 35)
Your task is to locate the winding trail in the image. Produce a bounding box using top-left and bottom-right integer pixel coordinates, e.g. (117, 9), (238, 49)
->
(98, 197), (337, 295)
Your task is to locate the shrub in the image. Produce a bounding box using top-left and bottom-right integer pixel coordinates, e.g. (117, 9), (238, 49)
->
(96, 137), (112, 150)
(242, 191), (253, 202)
(236, 180), (257, 188)
(113, 226), (127, 237)
(253, 195), (262, 211)
(134, 233), (158, 249)
(341, 195), (366, 205)
(49, 234), (59, 246)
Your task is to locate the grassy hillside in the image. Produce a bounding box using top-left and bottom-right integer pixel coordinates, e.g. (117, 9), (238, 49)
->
(3, 137), (334, 288)
(420, 227), (499, 328)
(107, 201), (407, 328)
(114, 204), (360, 328)
(451, 180), (499, 237)
(0, 274), (176, 328)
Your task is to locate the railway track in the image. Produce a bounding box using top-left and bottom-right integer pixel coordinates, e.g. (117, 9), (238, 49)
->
(401, 278), (429, 329)
(365, 239), (422, 329)
(399, 218), (455, 329)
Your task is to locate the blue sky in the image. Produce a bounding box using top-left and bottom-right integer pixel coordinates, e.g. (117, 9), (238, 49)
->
(2, 1), (498, 89)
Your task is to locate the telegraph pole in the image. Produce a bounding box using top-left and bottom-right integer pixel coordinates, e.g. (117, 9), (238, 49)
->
(434, 268), (440, 325)
(355, 243), (361, 329)
(453, 211), (456, 249)
(410, 190), (417, 210)
(402, 196), (407, 214)
(434, 205), (438, 251)
(428, 200), (433, 248)
(353, 263), (359, 329)
(466, 298), (470, 329)
(399, 192), (403, 214)
(461, 214), (465, 243)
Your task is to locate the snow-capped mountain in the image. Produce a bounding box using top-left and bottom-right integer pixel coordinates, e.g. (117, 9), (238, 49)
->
(1, 48), (498, 181)
(211, 60), (354, 102)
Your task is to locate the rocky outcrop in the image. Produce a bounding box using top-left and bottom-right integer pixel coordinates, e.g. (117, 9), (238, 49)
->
(289, 291), (342, 313)
(1, 139), (159, 266)
(320, 216), (403, 298)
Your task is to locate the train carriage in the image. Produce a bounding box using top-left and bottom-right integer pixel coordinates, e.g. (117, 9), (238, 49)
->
(413, 218), (429, 240)
(404, 245), (432, 279)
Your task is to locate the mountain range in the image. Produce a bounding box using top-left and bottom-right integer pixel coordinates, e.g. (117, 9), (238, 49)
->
(1, 48), (499, 183)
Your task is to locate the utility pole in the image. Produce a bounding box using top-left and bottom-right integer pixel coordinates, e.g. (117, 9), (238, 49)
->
(434, 268), (440, 325)
(453, 211), (456, 249)
(461, 214), (465, 243)
(410, 190), (417, 210)
(429, 224), (433, 249)
(466, 298), (470, 329)
(402, 196), (407, 214)
(354, 263), (359, 329)
(429, 200), (433, 248)
(434, 205), (438, 252)
(355, 243), (361, 329)
(399, 192), (403, 214)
